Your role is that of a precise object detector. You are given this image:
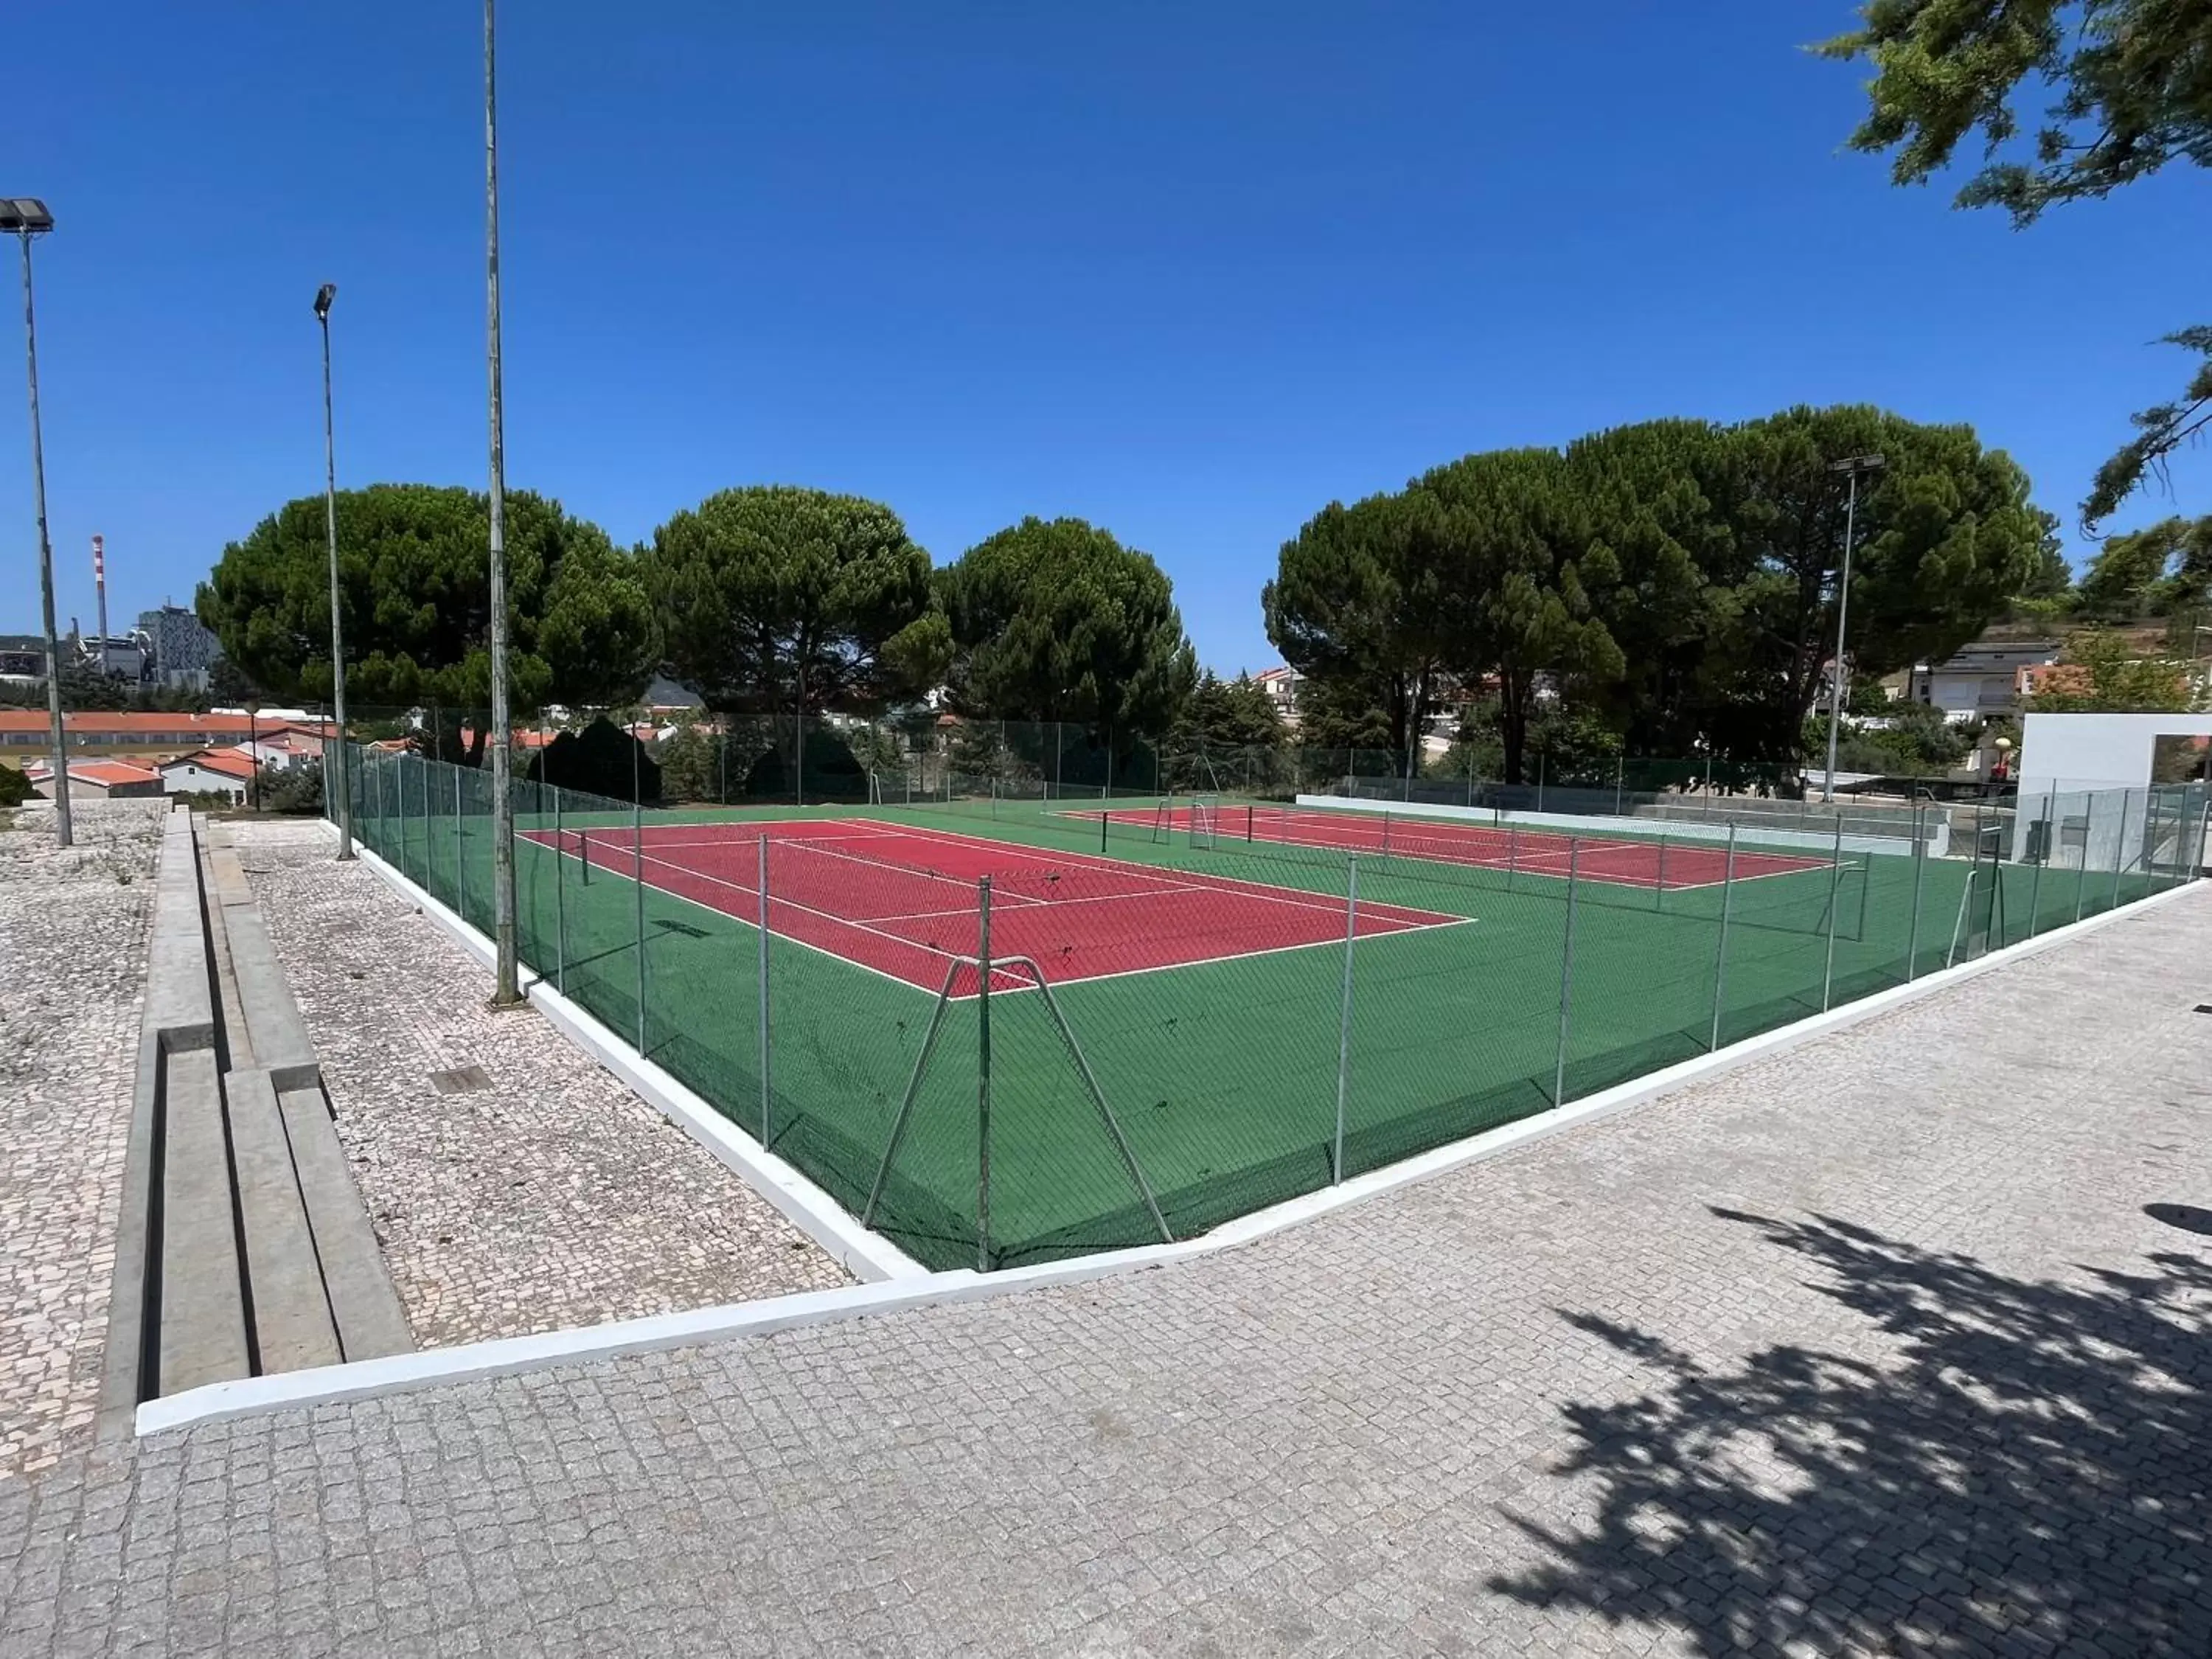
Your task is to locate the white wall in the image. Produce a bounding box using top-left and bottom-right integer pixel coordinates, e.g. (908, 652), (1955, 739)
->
(2012, 712), (2212, 870)
(160, 762), (247, 802)
(2019, 710), (2212, 795)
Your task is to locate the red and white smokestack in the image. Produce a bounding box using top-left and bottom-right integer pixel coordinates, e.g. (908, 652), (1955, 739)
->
(93, 535), (108, 644)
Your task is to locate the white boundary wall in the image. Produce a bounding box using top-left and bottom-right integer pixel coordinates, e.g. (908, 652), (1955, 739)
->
(2019, 710), (2212, 796)
(1293, 793), (1932, 859)
(130, 815), (2202, 1436)
(2015, 713), (2212, 869)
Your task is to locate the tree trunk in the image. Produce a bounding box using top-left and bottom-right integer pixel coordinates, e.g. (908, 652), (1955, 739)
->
(1498, 668), (1529, 786)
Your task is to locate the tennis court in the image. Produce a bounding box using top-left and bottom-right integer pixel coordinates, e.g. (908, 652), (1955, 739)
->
(352, 748), (2198, 1273)
(518, 818), (1465, 993)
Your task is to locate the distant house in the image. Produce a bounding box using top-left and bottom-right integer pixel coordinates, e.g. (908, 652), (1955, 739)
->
(1253, 667), (1304, 727)
(0, 712), (336, 758)
(1907, 640), (2064, 720)
(22, 759), (167, 800)
(159, 748), (260, 803)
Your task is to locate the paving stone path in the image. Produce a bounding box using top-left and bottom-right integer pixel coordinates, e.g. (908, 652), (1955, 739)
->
(0, 802), (164, 1482)
(2, 868), (2207, 1656)
(230, 821), (848, 1346)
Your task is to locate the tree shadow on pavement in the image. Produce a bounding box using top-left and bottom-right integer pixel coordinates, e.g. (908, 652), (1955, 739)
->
(1488, 1207), (2212, 1656)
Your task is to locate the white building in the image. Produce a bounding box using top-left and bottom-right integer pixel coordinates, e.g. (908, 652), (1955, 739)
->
(158, 748), (259, 803)
(1253, 667), (1303, 727)
(1908, 640), (2063, 720)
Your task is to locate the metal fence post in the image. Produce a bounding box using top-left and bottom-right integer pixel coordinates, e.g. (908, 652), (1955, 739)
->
(975, 875), (994, 1273)
(552, 786), (566, 995)
(1333, 856), (1359, 1183)
(1507, 824), (1518, 891)
(758, 833), (772, 1147)
(1655, 831), (1668, 911)
(2074, 792), (2090, 922)
(2028, 787), (2053, 934)
(1905, 807), (1927, 980)
(453, 765), (464, 911)
(1537, 751), (1546, 815)
(633, 751), (647, 1056)
(1708, 824), (1736, 1051)
(1821, 813), (1845, 1010)
(2110, 789), (2129, 913)
(1614, 754), (1624, 817)
(1552, 839), (1581, 1107)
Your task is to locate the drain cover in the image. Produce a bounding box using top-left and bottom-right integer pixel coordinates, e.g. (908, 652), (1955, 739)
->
(430, 1065), (493, 1096)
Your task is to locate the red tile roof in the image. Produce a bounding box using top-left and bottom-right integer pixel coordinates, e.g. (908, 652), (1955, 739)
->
(0, 712), (335, 740)
(24, 759), (164, 785)
(160, 748), (260, 781)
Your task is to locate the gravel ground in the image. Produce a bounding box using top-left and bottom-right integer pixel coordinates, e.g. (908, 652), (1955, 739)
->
(228, 819), (849, 1347)
(0, 800), (165, 1481)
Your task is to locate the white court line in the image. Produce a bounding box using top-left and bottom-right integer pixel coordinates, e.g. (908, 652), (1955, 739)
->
(838, 813), (1454, 928)
(518, 830), (928, 998)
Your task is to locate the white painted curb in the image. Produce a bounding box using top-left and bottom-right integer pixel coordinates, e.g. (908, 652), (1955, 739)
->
(159, 819), (2200, 1439)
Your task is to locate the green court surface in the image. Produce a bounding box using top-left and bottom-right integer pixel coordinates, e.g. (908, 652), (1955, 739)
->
(350, 754), (2185, 1272)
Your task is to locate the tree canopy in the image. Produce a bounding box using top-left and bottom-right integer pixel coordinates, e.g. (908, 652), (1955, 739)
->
(641, 485), (947, 715)
(1266, 405), (2051, 782)
(937, 516), (1197, 737)
(2073, 515), (2212, 619)
(198, 484), (654, 730)
(1818, 0), (2212, 524)
(1263, 490), (1445, 765)
(1168, 671), (1287, 756)
(2023, 628), (2205, 712)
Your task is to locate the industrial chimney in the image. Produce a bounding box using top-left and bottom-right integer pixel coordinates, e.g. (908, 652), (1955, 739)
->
(93, 535), (108, 644)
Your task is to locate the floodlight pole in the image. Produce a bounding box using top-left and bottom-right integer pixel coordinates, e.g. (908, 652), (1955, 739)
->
(484, 0), (521, 1004)
(12, 206), (69, 846)
(316, 283), (353, 859)
(1823, 453), (1885, 804)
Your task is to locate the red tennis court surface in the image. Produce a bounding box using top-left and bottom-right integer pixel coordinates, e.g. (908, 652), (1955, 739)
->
(520, 818), (1465, 993)
(1096, 805), (1832, 889)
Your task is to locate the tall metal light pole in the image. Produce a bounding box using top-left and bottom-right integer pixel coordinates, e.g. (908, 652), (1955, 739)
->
(484, 0), (521, 1003)
(1823, 453), (1885, 805)
(315, 283), (354, 860)
(6, 199), (69, 846)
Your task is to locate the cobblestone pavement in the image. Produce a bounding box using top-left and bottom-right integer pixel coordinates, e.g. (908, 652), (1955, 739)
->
(0, 802), (164, 1482)
(4, 882), (2209, 1656)
(229, 821), (848, 1346)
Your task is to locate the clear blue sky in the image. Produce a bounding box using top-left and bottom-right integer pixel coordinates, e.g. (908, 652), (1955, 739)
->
(4, 1), (2207, 672)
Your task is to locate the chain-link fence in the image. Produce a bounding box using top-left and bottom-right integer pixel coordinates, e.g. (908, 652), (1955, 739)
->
(333, 730), (2205, 1273)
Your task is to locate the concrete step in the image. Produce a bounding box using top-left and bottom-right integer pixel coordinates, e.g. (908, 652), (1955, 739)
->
(226, 1068), (343, 1374)
(279, 1082), (412, 1361)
